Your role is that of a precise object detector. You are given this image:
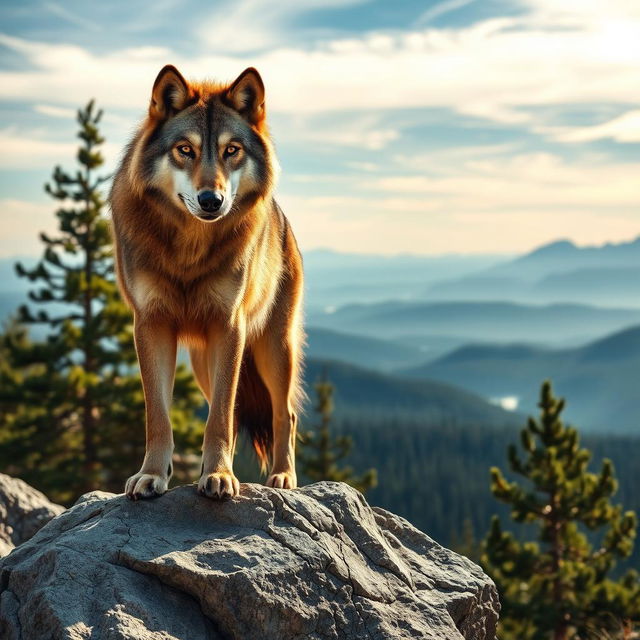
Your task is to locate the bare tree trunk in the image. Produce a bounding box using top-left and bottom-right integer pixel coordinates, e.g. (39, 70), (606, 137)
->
(81, 174), (98, 493)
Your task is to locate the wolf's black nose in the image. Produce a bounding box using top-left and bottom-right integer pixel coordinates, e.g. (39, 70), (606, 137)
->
(198, 191), (224, 212)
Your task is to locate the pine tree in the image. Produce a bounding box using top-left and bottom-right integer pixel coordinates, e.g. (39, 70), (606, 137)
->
(0, 101), (203, 503)
(483, 381), (639, 640)
(297, 377), (377, 493)
(0, 318), (31, 428)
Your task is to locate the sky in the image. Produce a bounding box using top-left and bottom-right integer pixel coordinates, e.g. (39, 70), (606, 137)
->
(0, 0), (639, 257)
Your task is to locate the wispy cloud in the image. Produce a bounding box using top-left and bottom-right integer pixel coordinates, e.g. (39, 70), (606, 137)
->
(1, 1), (639, 130)
(0, 199), (59, 258)
(0, 127), (77, 169)
(282, 114), (400, 150)
(43, 2), (101, 31)
(33, 104), (76, 119)
(542, 110), (640, 144)
(415, 0), (476, 26)
(279, 149), (640, 254)
(0, 1), (638, 256)
(195, 0), (368, 54)
(0, 127), (119, 169)
(281, 188), (640, 255)
(377, 151), (640, 210)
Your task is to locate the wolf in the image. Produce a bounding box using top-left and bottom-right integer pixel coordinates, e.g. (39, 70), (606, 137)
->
(110, 65), (304, 500)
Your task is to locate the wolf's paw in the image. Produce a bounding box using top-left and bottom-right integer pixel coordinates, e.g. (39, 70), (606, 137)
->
(198, 471), (240, 499)
(125, 472), (169, 500)
(266, 471), (297, 489)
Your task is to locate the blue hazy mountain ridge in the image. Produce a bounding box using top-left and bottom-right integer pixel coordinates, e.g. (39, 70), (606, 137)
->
(303, 357), (519, 427)
(425, 236), (640, 308)
(305, 327), (427, 371)
(399, 325), (640, 434)
(304, 249), (505, 310)
(492, 236), (640, 278)
(5, 239), (640, 362)
(531, 267), (640, 304)
(309, 300), (640, 346)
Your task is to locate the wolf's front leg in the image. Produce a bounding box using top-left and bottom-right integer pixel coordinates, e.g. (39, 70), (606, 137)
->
(125, 318), (177, 500)
(198, 318), (245, 499)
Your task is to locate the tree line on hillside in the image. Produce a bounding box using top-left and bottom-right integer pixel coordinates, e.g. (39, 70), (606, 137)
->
(0, 102), (638, 639)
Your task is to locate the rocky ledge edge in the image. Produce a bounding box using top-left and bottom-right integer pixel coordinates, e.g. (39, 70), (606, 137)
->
(0, 481), (499, 640)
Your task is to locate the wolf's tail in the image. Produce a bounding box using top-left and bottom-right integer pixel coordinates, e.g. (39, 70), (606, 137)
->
(236, 352), (273, 471)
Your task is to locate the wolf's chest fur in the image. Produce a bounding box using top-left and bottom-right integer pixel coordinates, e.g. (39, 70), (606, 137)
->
(120, 209), (282, 341)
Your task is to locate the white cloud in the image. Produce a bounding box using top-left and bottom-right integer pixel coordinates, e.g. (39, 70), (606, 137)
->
(43, 2), (101, 31)
(195, 0), (368, 54)
(0, 128), (77, 169)
(543, 110), (640, 144)
(282, 114), (400, 150)
(34, 104), (76, 119)
(346, 161), (379, 172)
(374, 151), (640, 210)
(391, 143), (520, 175)
(280, 186), (640, 255)
(278, 149), (640, 254)
(0, 127), (120, 169)
(0, 199), (59, 258)
(0, 0), (639, 128)
(415, 0), (476, 26)
(0, 1), (639, 256)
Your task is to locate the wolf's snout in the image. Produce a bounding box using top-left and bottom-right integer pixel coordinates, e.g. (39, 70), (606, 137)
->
(198, 191), (224, 213)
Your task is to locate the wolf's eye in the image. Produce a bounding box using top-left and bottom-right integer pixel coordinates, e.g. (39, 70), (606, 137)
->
(177, 144), (193, 157)
(225, 145), (240, 157)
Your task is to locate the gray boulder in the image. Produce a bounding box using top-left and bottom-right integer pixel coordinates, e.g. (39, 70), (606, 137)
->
(0, 482), (499, 639)
(0, 473), (65, 557)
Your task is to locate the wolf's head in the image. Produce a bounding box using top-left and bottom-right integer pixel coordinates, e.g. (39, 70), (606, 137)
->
(130, 65), (277, 223)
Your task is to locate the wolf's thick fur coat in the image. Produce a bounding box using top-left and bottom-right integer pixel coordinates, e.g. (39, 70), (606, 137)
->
(110, 66), (304, 500)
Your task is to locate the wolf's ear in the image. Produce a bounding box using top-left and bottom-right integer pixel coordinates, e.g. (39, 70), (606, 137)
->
(150, 65), (191, 120)
(226, 68), (265, 125)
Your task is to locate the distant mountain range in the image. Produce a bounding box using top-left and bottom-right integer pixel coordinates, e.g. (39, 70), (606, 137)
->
(399, 324), (640, 433)
(303, 249), (504, 311)
(503, 236), (640, 279)
(304, 237), (640, 310)
(303, 357), (518, 427)
(306, 327), (426, 371)
(425, 236), (640, 308)
(2, 238), (639, 435)
(309, 300), (640, 348)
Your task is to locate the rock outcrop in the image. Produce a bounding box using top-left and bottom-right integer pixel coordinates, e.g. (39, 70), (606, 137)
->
(0, 482), (499, 639)
(0, 473), (65, 557)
